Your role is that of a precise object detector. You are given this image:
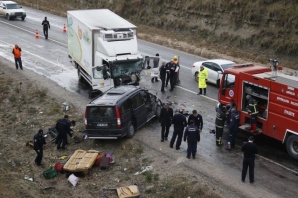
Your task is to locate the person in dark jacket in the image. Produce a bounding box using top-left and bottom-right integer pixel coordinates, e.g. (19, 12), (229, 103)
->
(42, 16), (50, 39)
(246, 95), (258, 132)
(159, 103), (173, 142)
(56, 115), (72, 150)
(169, 61), (178, 91)
(187, 110), (203, 132)
(215, 104), (226, 146)
(226, 99), (236, 126)
(170, 109), (187, 150)
(184, 120), (200, 159)
(159, 61), (167, 93)
(165, 60), (172, 87)
(241, 136), (258, 183)
(226, 107), (240, 150)
(33, 129), (46, 166)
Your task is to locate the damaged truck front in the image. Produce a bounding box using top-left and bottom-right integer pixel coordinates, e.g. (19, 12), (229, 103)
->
(67, 9), (144, 96)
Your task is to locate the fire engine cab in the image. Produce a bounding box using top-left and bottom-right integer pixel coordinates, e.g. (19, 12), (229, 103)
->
(218, 63), (298, 160)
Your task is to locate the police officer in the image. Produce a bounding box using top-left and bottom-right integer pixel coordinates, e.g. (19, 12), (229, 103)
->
(169, 60), (178, 91)
(246, 95), (258, 132)
(241, 136), (258, 183)
(56, 115), (72, 150)
(159, 103), (173, 142)
(41, 17), (50, 39)
(226, 107), (240, 150)
(170, 109), (187, 150)
(184, 120), (200, 159)
(34, 129), (46, 166)
(226, 100), (236, 126)
(215, 104), (226, 146)
(188, 110), (203, 132)
(165, 60), (172, 87)
(159, 61), (167, 93)
(197, 65), (208, 95)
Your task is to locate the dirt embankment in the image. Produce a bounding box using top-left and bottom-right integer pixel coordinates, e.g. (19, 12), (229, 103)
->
(17, 0), (298, 68)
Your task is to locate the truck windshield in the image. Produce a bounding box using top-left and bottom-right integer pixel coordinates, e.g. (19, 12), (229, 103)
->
(110, 59), (143, 78)
(223, 74), (235, 89)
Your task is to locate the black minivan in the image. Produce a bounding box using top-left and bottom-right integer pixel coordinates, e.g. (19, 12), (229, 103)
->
(84, 86), (162, 139)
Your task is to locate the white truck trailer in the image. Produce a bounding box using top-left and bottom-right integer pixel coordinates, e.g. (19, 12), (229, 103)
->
(67, 9), (144, 95)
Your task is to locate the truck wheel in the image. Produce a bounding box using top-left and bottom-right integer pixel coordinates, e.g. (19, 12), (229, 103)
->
(78, 68), (83, 82)
(194, 72), (198, 82)
(286, 135), (298, 160)
(127, 123), (135, 138)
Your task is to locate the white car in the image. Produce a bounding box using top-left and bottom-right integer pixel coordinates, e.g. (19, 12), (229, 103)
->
(191, 59), (236, 85)
(0, 1), (26, 20)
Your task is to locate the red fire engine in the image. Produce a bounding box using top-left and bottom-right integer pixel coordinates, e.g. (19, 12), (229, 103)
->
(218, 63), (298, 159)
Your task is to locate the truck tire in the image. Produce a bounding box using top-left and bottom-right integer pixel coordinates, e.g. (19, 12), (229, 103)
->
(127, 123), (135, 138)
(194, 72), (198, 82)
(286, 135), (298, 160)
(78, 68), (84, 82)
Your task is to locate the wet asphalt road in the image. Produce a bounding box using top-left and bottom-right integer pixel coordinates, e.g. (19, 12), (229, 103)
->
(0, 6), (298, 197)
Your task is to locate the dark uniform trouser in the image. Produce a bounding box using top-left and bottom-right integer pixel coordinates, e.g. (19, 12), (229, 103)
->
(165, 73), (170, 86)
(170, 128), (183, 149)
(216, 126), (224, 145)
(161, 123), (171, 140)
(43, 28), (49, 38)
(15, 58), (23, 69)
(56, 132), (67, 149)
(228, 130), (237, 148)
(161, 77), (165, 92)
(35, 148), (43, 165)
(187, 142), (197, 158)
(242, 158), (255, 182)
(170, 73), (176, 90)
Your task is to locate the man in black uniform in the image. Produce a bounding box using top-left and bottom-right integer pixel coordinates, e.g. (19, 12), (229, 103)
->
(170, 109), (187, 150)
(184, 120), (200, 159)
(33, 129), (46, 166)
(241, 136), (258, 183)
(169, 60), (178, 91)
(56, 115), (72, 150)
(188, 110), (203, 132)
(42, 16), (50, 39)
(215, 104), (226, 146)
(246, 95), (258, 132)
(159, 62), (167, 93)
(165, 60), (172, 87)
(226, 107), (240, 150)
(159, 103), (173, 142)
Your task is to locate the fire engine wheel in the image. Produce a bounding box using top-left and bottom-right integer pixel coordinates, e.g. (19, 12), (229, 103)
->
(194, 72), (198, 82)
(127, 123), (135, 138)
(286, 135), (298, 160)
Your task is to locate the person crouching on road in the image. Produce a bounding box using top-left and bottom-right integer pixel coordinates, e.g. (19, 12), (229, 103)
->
(170, 109), (187, 150)
(197, 65), (208, 95)
(159, 103), (173, 142)
(215, 104), (226, 146)
(34, 129), (46, 166)
(226, 106), (240, 151)
(241, 136), (258, 183)
(56, 115), (72, 150)
(184, 120), (200, 159)
(12, 44), (23, 70)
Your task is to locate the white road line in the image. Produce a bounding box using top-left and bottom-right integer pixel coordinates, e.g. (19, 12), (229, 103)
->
(0, 20), (66, 46)
(176, 85), (218, 102)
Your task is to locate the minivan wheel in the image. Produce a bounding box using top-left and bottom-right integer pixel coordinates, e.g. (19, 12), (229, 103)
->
(127, 123), (135, 138)
(194, 72), (198, 82)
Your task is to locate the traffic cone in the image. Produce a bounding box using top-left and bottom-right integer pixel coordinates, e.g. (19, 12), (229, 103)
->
(35, 29), (39, 39)
(63, 24), (67, 33)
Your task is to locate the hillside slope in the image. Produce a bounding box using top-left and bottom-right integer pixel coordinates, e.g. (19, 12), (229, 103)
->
(17, 0), (298, 68)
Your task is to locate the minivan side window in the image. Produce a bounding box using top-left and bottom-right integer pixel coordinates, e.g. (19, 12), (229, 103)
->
(121, 100), (132, 114)
(131, 93), (144, 108)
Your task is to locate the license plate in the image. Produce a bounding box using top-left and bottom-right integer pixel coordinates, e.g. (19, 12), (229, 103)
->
(97, 123), (108, 127)
(146, 72), (151, 76)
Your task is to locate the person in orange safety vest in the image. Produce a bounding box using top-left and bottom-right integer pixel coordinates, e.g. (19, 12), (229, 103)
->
(12, 44), (23, 70)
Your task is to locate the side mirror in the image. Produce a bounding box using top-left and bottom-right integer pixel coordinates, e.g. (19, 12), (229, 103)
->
(216, 79), (220, 88)
(221, 88), (226, 95)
